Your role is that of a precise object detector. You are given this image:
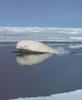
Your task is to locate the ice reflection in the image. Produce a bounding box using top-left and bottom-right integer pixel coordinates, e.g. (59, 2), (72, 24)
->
(16, 53), (53, 65)
(16, 43), (82, 66)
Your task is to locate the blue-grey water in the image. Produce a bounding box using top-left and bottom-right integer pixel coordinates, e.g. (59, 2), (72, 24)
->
(0, 42), (82, 100)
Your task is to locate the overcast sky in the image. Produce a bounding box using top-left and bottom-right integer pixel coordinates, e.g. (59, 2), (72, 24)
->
(0, 0), (82, 27)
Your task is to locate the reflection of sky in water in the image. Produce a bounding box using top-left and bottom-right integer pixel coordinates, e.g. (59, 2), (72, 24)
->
(10, 89), (82, 100)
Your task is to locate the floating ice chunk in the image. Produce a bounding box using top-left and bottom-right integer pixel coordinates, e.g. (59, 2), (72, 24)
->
(16, 40), (56, 53)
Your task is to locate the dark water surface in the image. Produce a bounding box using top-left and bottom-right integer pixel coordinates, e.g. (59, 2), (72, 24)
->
(0, 45), (82, 100)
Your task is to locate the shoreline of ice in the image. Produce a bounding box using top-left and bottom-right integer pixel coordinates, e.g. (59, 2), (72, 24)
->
(10, 89), (82, 100)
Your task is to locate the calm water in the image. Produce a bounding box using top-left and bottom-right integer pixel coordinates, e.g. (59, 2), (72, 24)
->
(0, 43), (82, 100)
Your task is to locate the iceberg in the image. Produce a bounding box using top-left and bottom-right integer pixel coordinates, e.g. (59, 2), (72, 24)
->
(16, 40), (56, 53)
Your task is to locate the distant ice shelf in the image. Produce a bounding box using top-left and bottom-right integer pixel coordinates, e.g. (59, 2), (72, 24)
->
(0, 26), (82, 42)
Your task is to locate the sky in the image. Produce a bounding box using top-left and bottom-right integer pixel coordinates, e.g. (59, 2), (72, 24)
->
(0, 0), (82, 27)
